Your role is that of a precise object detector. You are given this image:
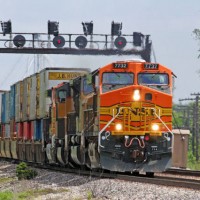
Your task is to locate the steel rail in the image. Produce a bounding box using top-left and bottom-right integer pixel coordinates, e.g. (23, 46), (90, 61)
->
(1, 159), (200, 190)
(165, 168), (200, 177)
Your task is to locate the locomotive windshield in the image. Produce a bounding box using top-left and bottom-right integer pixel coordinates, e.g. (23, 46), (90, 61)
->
(138, 73), (170, 94)
(102, 72), (134, 93)
(138, 73), (169, 85)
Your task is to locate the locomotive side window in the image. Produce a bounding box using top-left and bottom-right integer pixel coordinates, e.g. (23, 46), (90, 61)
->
(58, 90), (67, 102)
(102, 72), (134, 93)
(83, 78), (93, 95)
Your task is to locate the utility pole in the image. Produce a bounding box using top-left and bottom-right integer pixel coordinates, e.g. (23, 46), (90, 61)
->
(176, 105), (192, 129)
(191, 93), (200, 161)
(179, 98), (196, 157)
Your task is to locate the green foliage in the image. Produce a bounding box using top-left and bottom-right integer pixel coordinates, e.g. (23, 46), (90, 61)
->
(87, 190), (93, 200)
(0, 191), (13, 200)
(187, 146), (200, 170)
(172, 111), (183, 128)
(17, 188), (69, 200)
(187, 136), (200, 170)
(16, 162), (38, 180)
(0, 188), (69, 200)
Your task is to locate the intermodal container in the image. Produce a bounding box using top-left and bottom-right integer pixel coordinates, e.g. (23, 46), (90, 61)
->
(16, 122), (23, 138)
(15, 81), (23, 122)
(5, 91), (10, 123)
(33, 119), (42, 140)
(10, 84), (16, 119)
(22, 77), (31, 121)
(5, 123), (10, 138)
(30, 121), (35, 140)
(23, 121), (31, 140)
(1, 92), (6, 123)
(10, 119), (16, 138)
(0, 124), (5, 138)
(29, 73), (37, 120)
(38, 67), (90, 119)
(43, 118), (50, 142)
(0, 90), (5, 123)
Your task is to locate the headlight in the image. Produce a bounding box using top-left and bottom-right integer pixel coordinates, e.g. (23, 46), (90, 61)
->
(151, 124), (159, 131)
(115, 123), (123, 131)
(133, 89), (140, 101)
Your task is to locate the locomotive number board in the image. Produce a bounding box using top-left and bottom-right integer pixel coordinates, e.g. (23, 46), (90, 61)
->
(144, 63), (159, 70)
(113, 63), (128, 69)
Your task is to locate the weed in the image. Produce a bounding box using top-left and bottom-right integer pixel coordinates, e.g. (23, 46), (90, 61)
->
(16, 162), (38, 180)
(0, 191), (13, 200)
(87, 190), (93, 200)
(16, 188), (69, 199)
(0, 177), (15, 184)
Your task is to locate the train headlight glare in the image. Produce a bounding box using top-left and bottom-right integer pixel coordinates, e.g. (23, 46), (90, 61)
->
(152, 124), (159, 131)
(115, 123), (122, 131)
(133, 89), (140, 101)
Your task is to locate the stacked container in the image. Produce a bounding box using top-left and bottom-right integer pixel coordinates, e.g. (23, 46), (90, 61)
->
(10, 85), (16, 137)
(23, 121), (31, 140)
(16, 122), (23, 138)
(1, 92), (6, 124)
(1, 91), (11, 138)
(15, 81), (23, 122)
(22, 77), (31, 122)
(29, 73), (37, 120)
(0, 90), (5, 123)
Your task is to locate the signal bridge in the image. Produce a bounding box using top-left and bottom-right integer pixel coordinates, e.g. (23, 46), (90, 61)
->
(0, 20), (152, 62)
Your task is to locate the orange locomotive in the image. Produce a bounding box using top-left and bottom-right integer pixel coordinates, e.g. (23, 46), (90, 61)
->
(45, 59), (174, 175)
(98, 60), (173, 173)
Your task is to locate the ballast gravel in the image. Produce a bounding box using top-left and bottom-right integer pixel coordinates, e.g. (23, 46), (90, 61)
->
(0, 161), (200, 200)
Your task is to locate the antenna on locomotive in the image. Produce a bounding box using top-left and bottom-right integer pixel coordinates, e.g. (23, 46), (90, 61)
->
(172, 72), (177, 78)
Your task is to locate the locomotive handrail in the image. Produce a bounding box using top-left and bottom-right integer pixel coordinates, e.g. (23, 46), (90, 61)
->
(98, 107), (126, 152)
(150, 107), (173, 141)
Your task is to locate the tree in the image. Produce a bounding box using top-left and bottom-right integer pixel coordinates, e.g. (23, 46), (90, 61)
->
(193, 28), (200, 58)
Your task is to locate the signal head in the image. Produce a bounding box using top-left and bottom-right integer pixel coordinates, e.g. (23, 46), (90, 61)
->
(114, 36), (127, 49)
(13, 35), (26, 47)
(53, 36), (65, 48)
(75, 36), (87, 49)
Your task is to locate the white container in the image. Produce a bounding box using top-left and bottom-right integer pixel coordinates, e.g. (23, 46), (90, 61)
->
(15, 81), (22, 122)
(29, 73), (37, 120)
(5, 91), (10, 123)
(22, 77), (31, 121)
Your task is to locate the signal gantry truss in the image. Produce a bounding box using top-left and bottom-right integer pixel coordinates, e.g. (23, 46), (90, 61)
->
(0, 21), (152, 61)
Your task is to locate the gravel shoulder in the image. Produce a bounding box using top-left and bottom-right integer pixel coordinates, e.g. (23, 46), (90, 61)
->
(0, 161), (200, 200)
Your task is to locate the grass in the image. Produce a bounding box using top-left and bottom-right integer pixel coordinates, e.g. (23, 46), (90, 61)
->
(187, 151), (200, 170)
(0, 191), (13, 200)
(17, 188), (69, 200)
(0, 188), (69, 200)
(0, 177), (16, 184)
(187, 161), (200, 170)
(87, 190), (94, 200)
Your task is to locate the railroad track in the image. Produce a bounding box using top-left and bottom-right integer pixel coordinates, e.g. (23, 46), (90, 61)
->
(2, 159), (200, 191)
(165, 168), (200, 177)
(117, 174), (200, 190)
(33, 163), (200, 191)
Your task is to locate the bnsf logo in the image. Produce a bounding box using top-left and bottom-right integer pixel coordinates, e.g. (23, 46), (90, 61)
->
(119, 107), (155, 116)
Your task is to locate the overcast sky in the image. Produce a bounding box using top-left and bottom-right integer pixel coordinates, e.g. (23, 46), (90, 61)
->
(0, 0), (200, 103)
